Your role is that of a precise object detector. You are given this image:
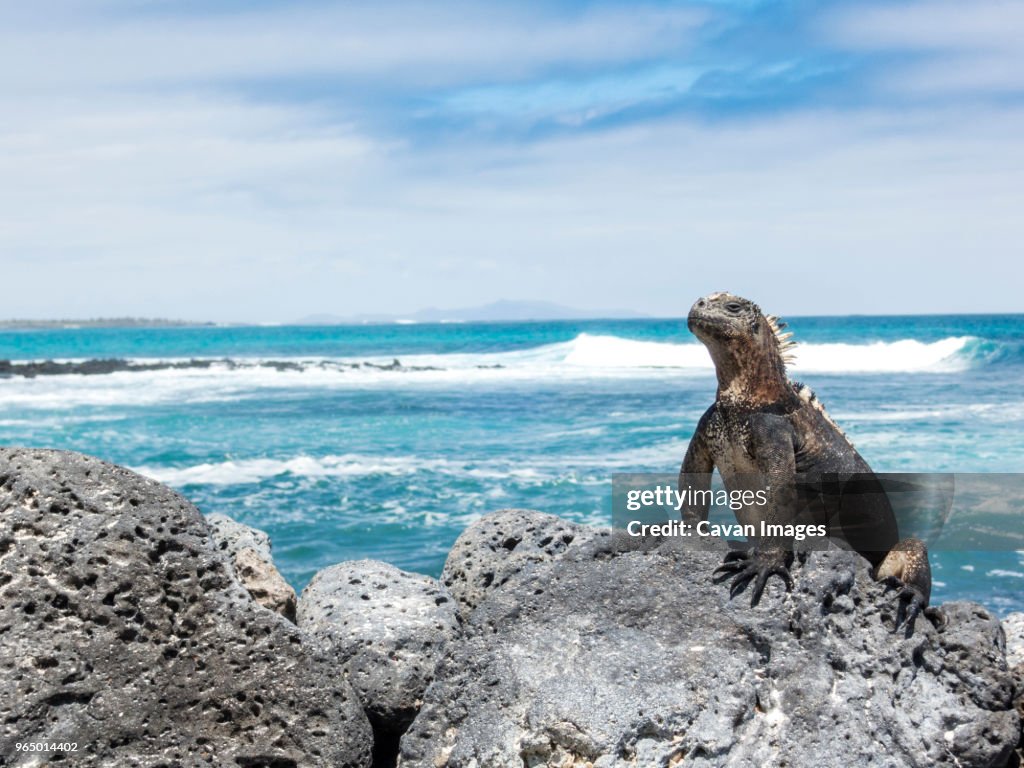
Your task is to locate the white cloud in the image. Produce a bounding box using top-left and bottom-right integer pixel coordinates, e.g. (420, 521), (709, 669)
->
(830, 1), (1024, 51)
(0, 2), (1021, 319)
(825, 1), (1024, 94)
(0, 3), (706, 93)
(0, 93), (380, 255)
(3, 89), (1022, 318)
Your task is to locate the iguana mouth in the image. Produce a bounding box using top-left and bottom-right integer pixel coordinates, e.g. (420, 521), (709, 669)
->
(687, 312), (729, 337)
(687, 294), (738, 339)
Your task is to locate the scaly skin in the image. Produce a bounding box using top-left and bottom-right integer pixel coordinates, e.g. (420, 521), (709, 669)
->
(679, 292), (936, 632)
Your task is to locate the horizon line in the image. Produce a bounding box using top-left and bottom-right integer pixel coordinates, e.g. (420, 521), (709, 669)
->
(1, 309), (1023, 330)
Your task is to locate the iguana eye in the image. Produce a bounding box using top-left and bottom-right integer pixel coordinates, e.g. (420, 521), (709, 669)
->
(725, 302), (743, 314)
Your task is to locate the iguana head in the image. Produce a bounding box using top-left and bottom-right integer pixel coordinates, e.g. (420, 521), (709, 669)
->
(688, 292), (795, 402)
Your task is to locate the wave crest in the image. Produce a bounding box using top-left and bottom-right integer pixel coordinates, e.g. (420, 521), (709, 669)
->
(556, 333), (977, 374)
(0, 334), (991, 414)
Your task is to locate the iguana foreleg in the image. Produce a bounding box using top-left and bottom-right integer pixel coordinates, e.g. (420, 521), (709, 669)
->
(678, 410), (714, 527)
(876, 537), (938, 630)
(712, 414), (802, 607)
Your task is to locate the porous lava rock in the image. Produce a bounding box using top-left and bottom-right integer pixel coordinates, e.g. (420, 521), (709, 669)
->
(440, 508), (599, 619)
(206, 512), (297, 622)
(0, 448), (371, 767)
(400, 512), (1020, 768)
(298, 559), (460, 761)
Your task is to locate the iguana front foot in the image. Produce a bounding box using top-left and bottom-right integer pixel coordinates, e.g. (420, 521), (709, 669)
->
(883, 578), (943, 634)
(883, 579), (945, 634)
(875, 538), (935, 634)
(883, 578), (926, 632)
(713, 548), (794, 607)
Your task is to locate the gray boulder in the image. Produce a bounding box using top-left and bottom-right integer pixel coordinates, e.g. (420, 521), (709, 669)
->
(0, 448), (372, 767)
(440, 508), (600, 619)
(1003, 612), (1024, 670)
(1004, 612), (1024, 764)
(400, 541), (1019, 768)
(207, 512), (297, 622)
(206, 510), (274, 556)
(298, 560), (460, 744)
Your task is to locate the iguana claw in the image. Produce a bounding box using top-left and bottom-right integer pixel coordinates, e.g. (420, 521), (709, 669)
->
(884, 578), (934, 634)
(713, 548), (794, 607)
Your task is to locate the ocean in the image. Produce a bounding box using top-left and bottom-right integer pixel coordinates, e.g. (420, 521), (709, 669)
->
(1, 314), (1022, 615)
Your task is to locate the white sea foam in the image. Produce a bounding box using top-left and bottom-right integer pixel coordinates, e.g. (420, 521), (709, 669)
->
(131, 440), (689, 487)
(834, 402), (1024, 424)
(0, 366), (257, 409)
(517, 332), (975, 374)
(788, 336), (974, 374)
(560, 333), (711, 368)
(0, 333), (983, 412)
(129, 457), (579, 487)
(987, 569), (1024, 579)
(133, 455), (455, 485)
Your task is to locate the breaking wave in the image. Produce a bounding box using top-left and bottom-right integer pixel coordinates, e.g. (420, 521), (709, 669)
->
(130, 443), (687, 487)
(556, 333), (980, 373)
(0, 334), (1001, 412)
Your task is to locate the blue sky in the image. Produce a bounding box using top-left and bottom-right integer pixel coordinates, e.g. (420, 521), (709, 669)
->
(1, 0), (1022, 320)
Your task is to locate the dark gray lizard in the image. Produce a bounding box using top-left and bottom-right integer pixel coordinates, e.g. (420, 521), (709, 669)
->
(679, 291), (934, 630)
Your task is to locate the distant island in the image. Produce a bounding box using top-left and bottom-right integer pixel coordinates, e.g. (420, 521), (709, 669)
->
(1, 302), (652, 330)
(0, 318), (216, 330)
(296, 300), (649, 325)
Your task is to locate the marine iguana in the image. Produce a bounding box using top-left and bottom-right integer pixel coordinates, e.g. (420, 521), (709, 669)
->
(679, 292), (933, 630)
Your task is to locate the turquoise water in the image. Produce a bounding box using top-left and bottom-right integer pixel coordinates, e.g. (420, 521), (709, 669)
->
(1, 315), (1022, 614)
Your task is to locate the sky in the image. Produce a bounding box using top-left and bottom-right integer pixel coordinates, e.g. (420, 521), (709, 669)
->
(1, 0), (1022, 321)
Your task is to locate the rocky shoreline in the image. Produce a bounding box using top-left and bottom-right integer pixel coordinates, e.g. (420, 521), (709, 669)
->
(0, 357), (455, 379)
(0, 448), (1021, 767)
